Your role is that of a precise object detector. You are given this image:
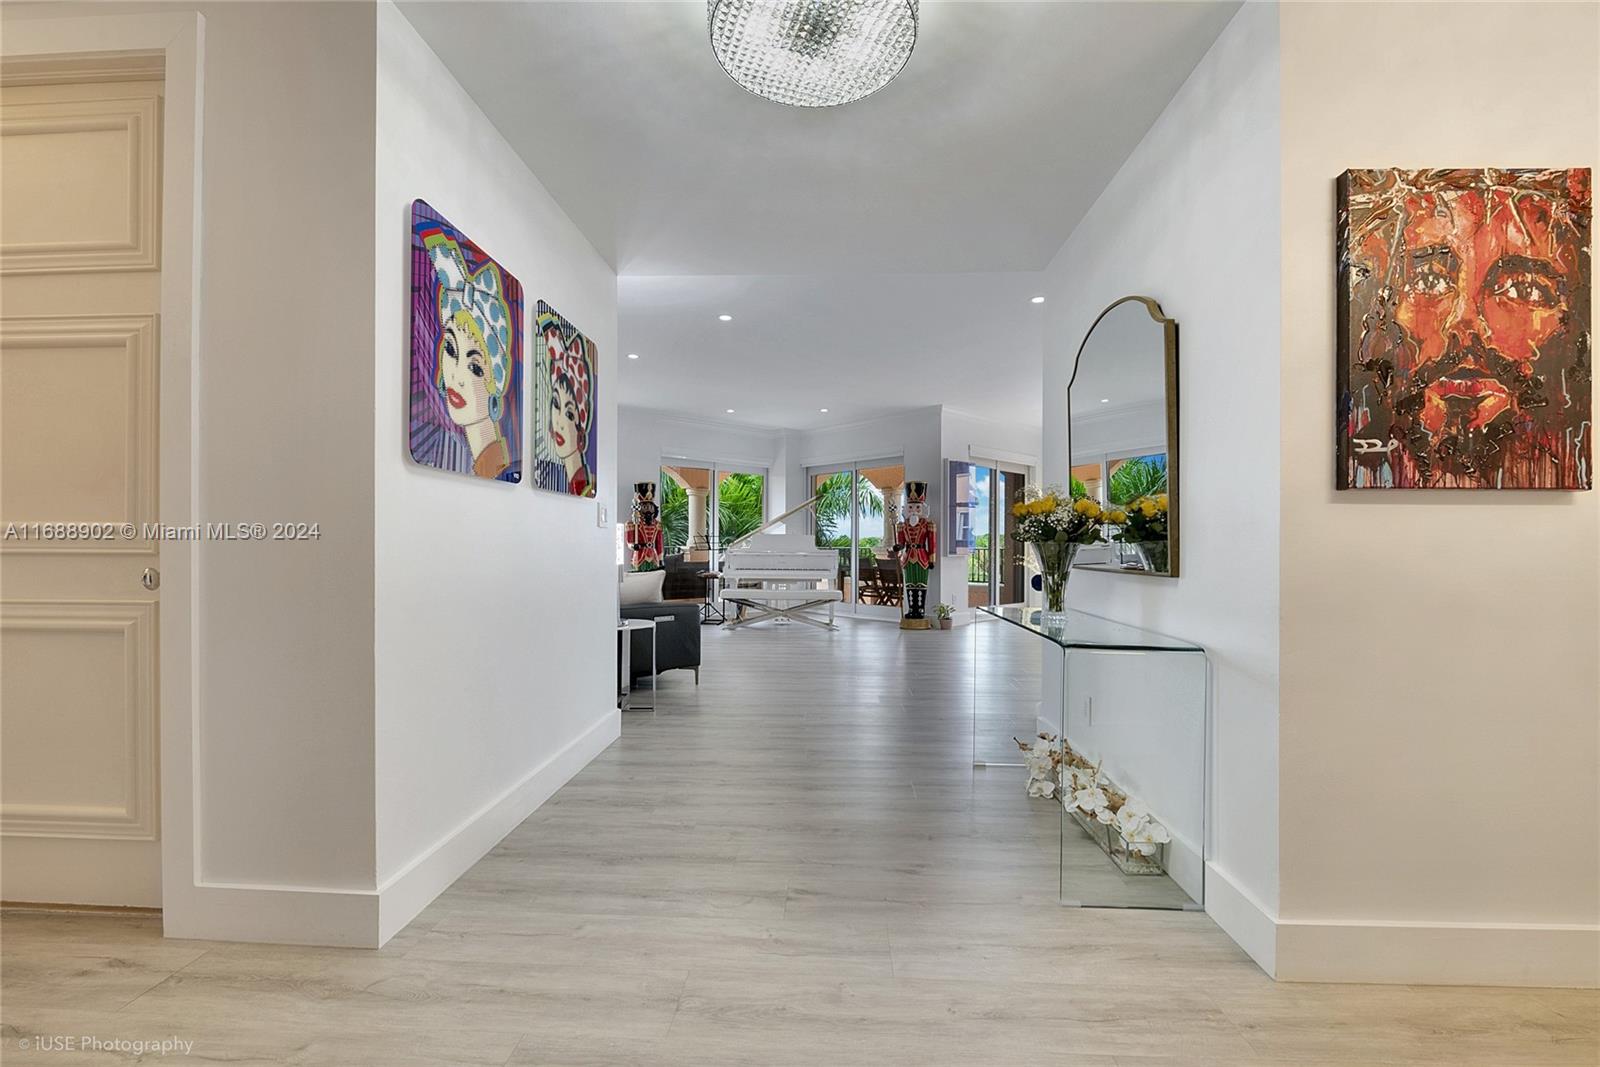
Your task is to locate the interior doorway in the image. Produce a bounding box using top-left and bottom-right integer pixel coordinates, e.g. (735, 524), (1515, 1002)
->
(0, 68), (167, 906)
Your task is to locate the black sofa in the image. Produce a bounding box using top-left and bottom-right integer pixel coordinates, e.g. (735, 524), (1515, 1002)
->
(620, 600), (701, 683)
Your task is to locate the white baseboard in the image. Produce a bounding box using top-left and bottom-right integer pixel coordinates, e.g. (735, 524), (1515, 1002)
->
(162, 880), (379, 948)
(163, 711), (620, 948)
(375, 711), (620, 945)
(1204, 862), (1278, 977)
(1196, 865), (1600, 988)
(1276, 917), (1600, 988)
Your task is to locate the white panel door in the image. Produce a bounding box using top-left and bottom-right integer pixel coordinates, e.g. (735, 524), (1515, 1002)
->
(0, 75), (163, 906)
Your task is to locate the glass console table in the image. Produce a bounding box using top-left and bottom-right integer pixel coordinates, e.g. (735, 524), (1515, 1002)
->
(973, 604), (1208, 910)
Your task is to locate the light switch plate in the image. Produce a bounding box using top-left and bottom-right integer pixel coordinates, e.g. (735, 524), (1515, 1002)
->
(597, 504), (608, 527)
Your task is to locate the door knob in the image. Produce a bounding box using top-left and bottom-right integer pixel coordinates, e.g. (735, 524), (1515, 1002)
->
(141, 568), (160, 591)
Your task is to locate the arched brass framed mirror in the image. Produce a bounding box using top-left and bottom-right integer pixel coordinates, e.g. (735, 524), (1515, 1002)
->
(1066, 296), (1179, 578)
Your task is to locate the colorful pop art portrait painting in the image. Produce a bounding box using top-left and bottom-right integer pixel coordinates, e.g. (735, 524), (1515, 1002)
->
(409, 200), (523, 482)
(1337, 168), (1592, 490)
(532, 300), (599, 497)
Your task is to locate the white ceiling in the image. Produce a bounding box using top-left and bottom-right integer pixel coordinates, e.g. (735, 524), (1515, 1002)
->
(618, 272), (1046, 430)
(399, 0), (1241, 428)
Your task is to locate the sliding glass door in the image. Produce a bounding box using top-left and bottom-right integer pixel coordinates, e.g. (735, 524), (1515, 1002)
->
(963, 463), (1028, 608)
(659, 461), (766, 567)
(809, 459), (904, 618)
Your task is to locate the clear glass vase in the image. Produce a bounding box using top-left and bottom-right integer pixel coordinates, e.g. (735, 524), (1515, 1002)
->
(1029, 541), (1080, 625)
(1133, 540), (1170, 574)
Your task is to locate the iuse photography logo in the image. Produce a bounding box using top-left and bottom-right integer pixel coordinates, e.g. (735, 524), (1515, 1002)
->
(17, 1034), (194, 1056)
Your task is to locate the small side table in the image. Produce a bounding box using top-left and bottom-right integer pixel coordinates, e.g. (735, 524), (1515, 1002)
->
(617, 618), (657, 712)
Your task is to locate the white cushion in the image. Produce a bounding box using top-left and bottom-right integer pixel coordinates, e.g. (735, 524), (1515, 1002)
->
(620, 569), (666, 606)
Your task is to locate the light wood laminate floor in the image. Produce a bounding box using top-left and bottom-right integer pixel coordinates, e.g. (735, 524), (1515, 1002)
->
(3, 620), (1596, 1065)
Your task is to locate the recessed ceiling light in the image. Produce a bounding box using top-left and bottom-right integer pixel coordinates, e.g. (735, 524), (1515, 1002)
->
(718, 314), (733, 321)
(1100, 398), (1110, 403)
(627, 352), (639, 360)
(819, 408), (829, 413)
(726, 408), (736, 414)
(1031, 296), (1046, 304)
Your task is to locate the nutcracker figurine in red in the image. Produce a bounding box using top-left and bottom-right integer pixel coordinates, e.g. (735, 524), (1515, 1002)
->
(626, 481), (665, 572)
(893, 481), (937, 628)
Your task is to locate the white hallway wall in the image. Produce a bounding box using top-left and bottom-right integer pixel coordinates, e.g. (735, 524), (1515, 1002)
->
(372, 1), (620, 942)
(1039, 1), (1282, 972)
(1045, 0), (1600, 986)
(1277, 0), (1599, 986)
(4, 0), (621, 945)
(178, 0), (380, 896)
(3, 0), (383, 941)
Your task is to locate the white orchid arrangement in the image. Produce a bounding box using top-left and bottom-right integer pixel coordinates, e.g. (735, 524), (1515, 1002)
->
(1066, 763), (1111, 822)
(1113, 799), (1172, 857)
(1020, 736), (1057, 797)
(1014, 733), (1172, 860)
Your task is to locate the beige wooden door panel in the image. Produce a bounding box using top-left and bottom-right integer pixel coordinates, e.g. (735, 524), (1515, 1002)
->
(0, 76), (163, 906)
(0, 600), (157, 838)
(1, 315), (158, 551)
(0, 91), (161, 274)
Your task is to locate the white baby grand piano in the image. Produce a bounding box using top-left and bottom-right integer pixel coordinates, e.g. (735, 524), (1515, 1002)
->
(718, 496), (843, 631)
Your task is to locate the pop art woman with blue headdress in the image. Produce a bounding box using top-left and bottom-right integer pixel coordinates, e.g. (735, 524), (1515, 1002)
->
(408, 200), (523, 482)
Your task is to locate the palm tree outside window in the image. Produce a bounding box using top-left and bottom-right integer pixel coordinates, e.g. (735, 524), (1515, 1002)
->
(658, 465), (767, 561)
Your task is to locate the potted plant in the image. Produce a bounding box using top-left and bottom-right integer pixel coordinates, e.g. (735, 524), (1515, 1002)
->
(1109, 493), (1169, 573)
(1011, 485), (1109, 623)
(934, 603), (953, 630)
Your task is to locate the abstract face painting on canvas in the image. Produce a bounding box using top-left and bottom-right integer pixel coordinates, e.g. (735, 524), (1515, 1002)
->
(1338, 168), (1591, 490)
(408, 200), (524, 482)
(532, 300), (599, 498)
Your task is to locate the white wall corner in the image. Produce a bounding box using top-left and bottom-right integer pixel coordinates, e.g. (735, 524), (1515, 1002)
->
(374, 711), (621, 945)
(1204, 863), (1278, 978)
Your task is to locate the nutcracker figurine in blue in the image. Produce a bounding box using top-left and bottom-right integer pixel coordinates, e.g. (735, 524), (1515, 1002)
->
(626, 482), (664, 572)
(893, 481), (937, 629)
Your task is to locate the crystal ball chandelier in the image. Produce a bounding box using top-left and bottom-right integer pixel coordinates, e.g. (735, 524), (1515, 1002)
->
(707, 0), (920, 108)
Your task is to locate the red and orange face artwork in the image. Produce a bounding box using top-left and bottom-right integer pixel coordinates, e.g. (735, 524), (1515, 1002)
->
(1337, 168), (1591, 489)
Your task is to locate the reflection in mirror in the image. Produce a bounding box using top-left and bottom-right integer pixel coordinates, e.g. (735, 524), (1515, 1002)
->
(1067, 297), (1179, 577)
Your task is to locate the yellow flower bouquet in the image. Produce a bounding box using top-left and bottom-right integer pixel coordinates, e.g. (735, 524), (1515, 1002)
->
(1011, 484), (1111, 620)
(1010, 486), (1108, 548)
(1110, 494), (1169, 573)
(1111, 493), (1168, 543)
